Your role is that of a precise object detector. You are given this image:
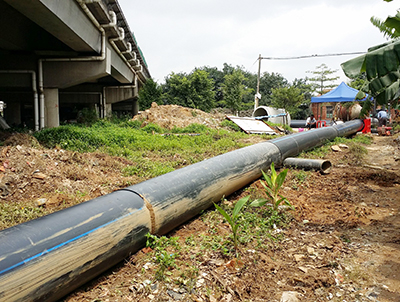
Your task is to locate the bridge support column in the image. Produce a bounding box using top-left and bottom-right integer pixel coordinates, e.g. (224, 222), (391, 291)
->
(132, 98), (139, 116)
(44, 88), (59, 128)
(6, 102), (21, 127)
(105, 103), (112, 118)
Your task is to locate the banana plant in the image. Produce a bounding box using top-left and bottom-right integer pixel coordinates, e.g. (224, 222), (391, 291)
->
(341, 6), (400, 106)
(214, 195), (250, 257)
(250, 162), (293, 212)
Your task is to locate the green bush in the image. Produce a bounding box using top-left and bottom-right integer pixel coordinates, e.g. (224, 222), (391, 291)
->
(77, 108), (98, 125)
(142, 123), (164, 134)
(220, 120), (241, 131)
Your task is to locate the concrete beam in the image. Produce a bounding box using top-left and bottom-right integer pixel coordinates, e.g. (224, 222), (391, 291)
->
(4, 0), (101, 53)
(104, 86), (136, 104)
(43, 44), (134, 88)
(109, 44), (135, 84)
(43, 60), (109, 89)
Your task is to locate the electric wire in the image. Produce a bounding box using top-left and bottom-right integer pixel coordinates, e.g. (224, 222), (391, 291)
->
(260, 51), (366, 60)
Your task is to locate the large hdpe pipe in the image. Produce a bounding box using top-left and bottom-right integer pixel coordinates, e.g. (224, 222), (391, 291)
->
(0, 119), (364, 302)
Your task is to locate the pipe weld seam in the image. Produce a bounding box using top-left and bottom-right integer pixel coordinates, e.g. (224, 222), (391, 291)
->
(139, 194), (156, 235)
(119, 189), (156, 234)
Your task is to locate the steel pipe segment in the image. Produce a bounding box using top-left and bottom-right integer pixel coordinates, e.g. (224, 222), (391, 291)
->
(333, 119), (364, 136)
(271, 119), (364, 159)
(127, 141), (282, 235)
(0, 120), (365, 301)
(0, 190), (149, 302)
(283, 158), (332, 173)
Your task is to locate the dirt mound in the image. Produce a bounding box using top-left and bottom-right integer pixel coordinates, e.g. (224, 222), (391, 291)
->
(3, 133), (40, 147)
(132, 103), (225, 129)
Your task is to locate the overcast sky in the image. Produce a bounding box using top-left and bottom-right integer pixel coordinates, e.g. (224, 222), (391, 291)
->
(118, 1), (399, 86)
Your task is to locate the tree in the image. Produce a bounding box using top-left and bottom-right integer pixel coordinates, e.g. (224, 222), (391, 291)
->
(291, 78), (313, 119)
(270, 86), (305, 126)
(256, 72), (288, 106)
(189, 69), (216, 112)
(196, 66), (224, 104)
(138, 78), (164, 110)
(347, 73), (367, 91)
(307, 64), (339, 95)
(162, 70), (215, 112)
(163, 72), (192, 107)
(221, 70), (252, 114)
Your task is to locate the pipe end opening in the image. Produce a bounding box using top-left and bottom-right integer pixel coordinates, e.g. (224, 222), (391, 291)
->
(321, 160), (332, 174)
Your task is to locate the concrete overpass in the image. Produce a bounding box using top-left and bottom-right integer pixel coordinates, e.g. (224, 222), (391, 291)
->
(0, 0), (151, 130)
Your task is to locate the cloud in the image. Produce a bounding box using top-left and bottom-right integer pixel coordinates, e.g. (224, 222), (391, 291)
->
(119, 0), (399, 84)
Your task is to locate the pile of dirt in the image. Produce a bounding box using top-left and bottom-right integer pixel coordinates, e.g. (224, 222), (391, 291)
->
(132, 103), (226, 129)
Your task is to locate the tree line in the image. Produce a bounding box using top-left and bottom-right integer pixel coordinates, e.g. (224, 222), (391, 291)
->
(139, 63), (339, 119)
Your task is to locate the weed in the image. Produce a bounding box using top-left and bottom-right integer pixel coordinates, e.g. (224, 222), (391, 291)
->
(352, 134), (372, 145)
(171, 123), (208, 133)
(299, 135), (372, 160)
(293, 170), (308, 183)
(145, 233), (181, 281)
(250, 163), (293, 211)
(0, 203), (49, 230)
(121, 119), (142, 129)
(340, 234), (351, 243)
(342, 258), (371, 283)
(348, 142), (368, 166)
(142, 123), (164, 134)
(238, 206), (289, 249)
(220, 120), (241, 131)
(214, 195), (250, 257)
(290, 170), (310, 190)
(77, 108), (99, 125)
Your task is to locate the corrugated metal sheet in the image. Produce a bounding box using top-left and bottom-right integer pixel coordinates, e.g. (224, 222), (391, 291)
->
(226, 116), (277, 134)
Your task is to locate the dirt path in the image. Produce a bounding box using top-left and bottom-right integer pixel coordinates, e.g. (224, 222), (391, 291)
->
(62, 134), (400, 302)
(280, 135), (400, 301)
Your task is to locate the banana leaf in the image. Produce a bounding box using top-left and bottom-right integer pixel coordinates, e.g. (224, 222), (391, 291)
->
(341, 39), (400, 81)
(341, 38), (400, 104)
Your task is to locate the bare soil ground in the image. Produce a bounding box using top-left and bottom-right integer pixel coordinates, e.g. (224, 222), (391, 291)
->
(64, 135), (400, 302)
(0, 112), (399, 301)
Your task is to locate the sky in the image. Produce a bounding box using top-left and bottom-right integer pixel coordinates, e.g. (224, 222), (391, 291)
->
(118, 1), (399, 86)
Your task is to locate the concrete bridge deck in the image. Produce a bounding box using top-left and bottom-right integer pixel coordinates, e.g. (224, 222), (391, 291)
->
(0, 0), (151, 129)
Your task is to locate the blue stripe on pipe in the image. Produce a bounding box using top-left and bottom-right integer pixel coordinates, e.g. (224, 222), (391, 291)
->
(0, 207), (143, 276)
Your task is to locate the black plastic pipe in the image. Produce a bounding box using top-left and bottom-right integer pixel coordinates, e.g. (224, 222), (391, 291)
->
(0, 119), (364, 302)
(283, 158), (332, 173)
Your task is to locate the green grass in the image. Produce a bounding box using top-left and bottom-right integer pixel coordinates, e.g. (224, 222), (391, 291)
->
(299, 135), (372, 159)
(0, 203), (49, 229)
(33, 120), (252, 179)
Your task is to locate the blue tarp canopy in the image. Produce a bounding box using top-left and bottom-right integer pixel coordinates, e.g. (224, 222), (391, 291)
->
(311, 81), (368, 103)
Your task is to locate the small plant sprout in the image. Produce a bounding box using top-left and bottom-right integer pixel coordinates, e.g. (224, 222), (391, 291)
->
(145, 233), (180, 280)
(214, 195), (250, 257)
(250, 162), (294, 211)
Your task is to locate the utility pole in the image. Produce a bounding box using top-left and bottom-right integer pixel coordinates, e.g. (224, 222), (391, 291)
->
(253, 51), (364, 111)
(255, 54), (262, 110)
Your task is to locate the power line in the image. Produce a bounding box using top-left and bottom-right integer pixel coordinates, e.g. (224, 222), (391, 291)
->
(260, 52), (365, 60)
(253, 52), (366, 109)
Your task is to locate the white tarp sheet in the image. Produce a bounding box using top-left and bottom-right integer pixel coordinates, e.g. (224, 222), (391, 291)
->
(226, 116), (277, 134)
